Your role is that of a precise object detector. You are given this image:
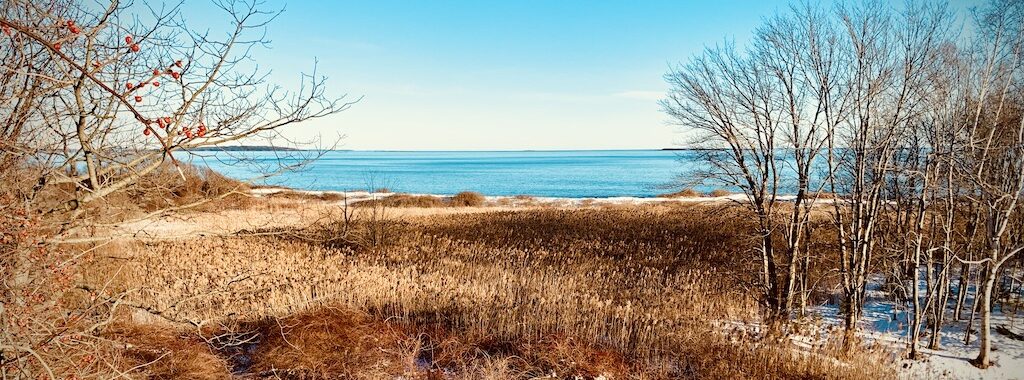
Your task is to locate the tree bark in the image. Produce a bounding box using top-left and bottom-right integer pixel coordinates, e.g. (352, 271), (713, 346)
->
(972, 258), (997, 368)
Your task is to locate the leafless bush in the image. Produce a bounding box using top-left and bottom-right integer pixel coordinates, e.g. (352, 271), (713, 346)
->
(449, 191), (486, 207)
(658, 188), (702, 198)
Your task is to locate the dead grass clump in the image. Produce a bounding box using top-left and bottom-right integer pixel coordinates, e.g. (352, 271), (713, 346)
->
(319, 192), (346, 202)
(449, 191), (486, 207)
(414, 330), (629, 379)
(355, 191), (487, 208)
(127, 162), (252, 213)
(357, 194), (448, 208)
(659, 188), (703, 198)
(708, 189), (732, 197)
(496, 194), (537, 207)
(78, 162), (252, 223)
(269, 190), (346, 202)
(244, 308), (410, 378)
(106, 323), (232, 379)
(807, 191), (838, 199)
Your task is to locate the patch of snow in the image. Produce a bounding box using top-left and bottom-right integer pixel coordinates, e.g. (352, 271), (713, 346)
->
(807, 277), (1024, 379)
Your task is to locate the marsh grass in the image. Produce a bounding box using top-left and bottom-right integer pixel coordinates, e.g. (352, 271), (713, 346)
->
(84, 204), (893, 379)
(355, 191), (487, 208)
(267, 189), (347, 202)
(707, 189), (732, 197)
(657, 188), (703, 198)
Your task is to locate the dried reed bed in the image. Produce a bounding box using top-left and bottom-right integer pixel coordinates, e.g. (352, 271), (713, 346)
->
(85, 204), (894, 379)
(658, 188), (703, 198)
(354, 191), (487, 208)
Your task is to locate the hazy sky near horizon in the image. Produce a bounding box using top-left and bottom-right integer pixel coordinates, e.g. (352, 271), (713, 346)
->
(187, 0), (978, 151)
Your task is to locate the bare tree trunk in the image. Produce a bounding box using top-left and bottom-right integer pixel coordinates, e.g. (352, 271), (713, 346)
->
(928, 258), (951, 350)
(972, 257), (998, 368)
(798, 223), (813, 318)
(965, 265), (984, 345)
(909, 247), (924, 358)
(955, 262), (970, 321)
(760, 229), (784, 324)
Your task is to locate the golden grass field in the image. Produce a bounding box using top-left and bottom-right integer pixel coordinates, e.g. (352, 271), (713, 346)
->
(76, 195), (895, 379)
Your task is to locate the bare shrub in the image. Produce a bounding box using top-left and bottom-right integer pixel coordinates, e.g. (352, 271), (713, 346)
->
(243, 308), (410, 378)
(269, 190), (346, 203)
(708, 189), (732, 197)
(132, 163), (252, 212)
(449, 191), (486, 207)
(355, 194), (447, 208)
(355, 191), (487, 208)
(106, 323), (232, 379)
(659, 188), (702, 198)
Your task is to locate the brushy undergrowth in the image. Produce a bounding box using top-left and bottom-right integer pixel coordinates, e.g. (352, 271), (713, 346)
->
(355, 191), (487, 208)
(90, 162), (253, 221)
(83, 204), (894, 379)
(658, 188), (703, 198)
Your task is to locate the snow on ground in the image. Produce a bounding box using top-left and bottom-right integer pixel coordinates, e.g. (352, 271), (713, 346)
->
(808, 278), (1024, 379)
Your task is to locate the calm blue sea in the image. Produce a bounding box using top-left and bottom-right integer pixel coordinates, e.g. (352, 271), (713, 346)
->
(192, 150), (703, 198)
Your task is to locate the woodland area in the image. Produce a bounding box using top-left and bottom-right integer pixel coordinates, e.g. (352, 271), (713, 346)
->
(662, 0), (1024, 368)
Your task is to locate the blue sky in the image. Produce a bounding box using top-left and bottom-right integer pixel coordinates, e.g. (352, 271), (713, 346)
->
(189, 0), (977, 150)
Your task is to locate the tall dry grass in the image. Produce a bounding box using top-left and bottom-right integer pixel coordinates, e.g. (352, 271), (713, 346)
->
(80, 203), (894, 379)
(354, 191), (488, 208)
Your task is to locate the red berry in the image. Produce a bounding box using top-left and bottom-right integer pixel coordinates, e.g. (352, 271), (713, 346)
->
(143, 128), (151, 136)
(153, 69), (160, 76)
(69, 25), (80, 34)
(130, 44), (140, 53)
(133, 95), (142, 102)
(175, 60), (183, 68)
(125, 35), (133, 44)
(126, 82), (133, 89)
(197, 129), (206, 137)
(157, 118), (165, 128)
(66, 20), (75, 27)
(163, 117), (172, 124)
(53, 42), (61, 50)
(153, 81), (159, 87)
(170, 71), (180, 79)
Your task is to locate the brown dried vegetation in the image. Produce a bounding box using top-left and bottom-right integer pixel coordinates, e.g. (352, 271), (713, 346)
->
(657, 188), (702, 198)
(80, 204), (894, 379)
(355, 191), (487, 208)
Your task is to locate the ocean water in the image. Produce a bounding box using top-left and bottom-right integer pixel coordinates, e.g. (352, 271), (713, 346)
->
(194, 150), (701, 198)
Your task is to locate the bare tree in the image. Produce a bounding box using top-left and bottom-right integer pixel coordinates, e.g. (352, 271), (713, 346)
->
(0, 0), (352, 376)
(960, 0), (1024, 367)
(822, 0), (950, 348)
(661, 3), (838, 326)
(663, 41), (793, 324)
